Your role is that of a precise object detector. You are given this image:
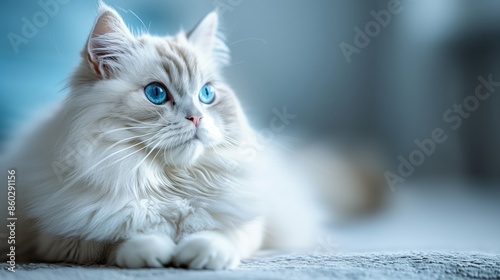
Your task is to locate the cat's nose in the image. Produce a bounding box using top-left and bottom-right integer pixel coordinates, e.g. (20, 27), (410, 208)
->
(186, 115), (203, 127)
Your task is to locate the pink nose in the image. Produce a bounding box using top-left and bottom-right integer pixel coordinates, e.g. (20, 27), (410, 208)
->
(186, 115), (203, 127)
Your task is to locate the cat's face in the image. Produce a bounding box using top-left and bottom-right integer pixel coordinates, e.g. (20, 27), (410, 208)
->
(70, 5), (246, 166)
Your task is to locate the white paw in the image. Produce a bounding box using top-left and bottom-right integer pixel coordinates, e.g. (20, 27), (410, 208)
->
(115, 233), (175, 268)
(174, 232), (240, 270)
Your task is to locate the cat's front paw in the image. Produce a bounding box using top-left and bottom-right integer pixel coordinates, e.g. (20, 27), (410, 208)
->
(174, 231), (240, 270)
(115, 233), (175, 268)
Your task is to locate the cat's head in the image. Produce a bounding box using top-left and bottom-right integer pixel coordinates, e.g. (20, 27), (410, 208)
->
(69, 4), (249, 167)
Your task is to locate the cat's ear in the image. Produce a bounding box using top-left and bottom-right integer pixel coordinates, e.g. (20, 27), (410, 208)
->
(188, 12), (230, 67)
(86, 3), (134, 78)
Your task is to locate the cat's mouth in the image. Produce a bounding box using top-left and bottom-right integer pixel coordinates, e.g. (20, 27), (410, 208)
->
(169, 134), (202, 150)
(163, 133), (206, 166)
(161, 126), (215, 155)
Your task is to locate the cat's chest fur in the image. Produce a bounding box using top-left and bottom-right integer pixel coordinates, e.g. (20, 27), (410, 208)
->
(135, 157), (260, 241)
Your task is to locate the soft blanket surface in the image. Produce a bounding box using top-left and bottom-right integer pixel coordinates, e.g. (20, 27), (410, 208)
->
(2, 252), (499, 280)
(3, 185), (499, 279)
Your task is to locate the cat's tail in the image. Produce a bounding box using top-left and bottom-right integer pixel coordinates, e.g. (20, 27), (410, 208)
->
(258, 140), (387, 250)
(296, 142), (388, 223)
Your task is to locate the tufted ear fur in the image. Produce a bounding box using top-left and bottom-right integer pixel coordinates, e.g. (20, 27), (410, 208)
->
(86, 3), (135, 78)
(187, 12), (230, 67)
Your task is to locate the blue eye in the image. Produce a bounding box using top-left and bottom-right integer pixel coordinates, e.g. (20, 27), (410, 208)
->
(199, 83), (215, 104)
(144, 82), (169, 105)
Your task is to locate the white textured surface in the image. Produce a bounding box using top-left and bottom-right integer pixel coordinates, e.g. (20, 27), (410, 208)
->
(1, 252), (499, 280)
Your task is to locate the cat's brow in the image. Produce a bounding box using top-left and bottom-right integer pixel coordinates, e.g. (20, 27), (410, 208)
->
(175, 47), (194, 79)
(159, 42), (197, 94)
(162, 57), (188, 95)
(161, 59), (174, 83)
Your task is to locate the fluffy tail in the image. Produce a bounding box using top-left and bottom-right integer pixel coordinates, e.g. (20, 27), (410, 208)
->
(297, 142), (388, 223)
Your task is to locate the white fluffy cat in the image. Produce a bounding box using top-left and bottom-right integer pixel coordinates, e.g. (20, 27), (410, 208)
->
(0, 4), (324, 269)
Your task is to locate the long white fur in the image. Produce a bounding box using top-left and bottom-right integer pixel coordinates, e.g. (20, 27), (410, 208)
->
(0, 3), (321, 269)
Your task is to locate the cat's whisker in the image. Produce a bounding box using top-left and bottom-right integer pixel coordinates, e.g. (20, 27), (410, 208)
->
(218, 140), (241, 152)
(54, 132), (159, 197)
(219, 141), (238, 150)
(99, 130), (158, 156)
(133, 136), (164, 171)
(101, 126), (157, 136)
(223, 135), (240, 144)
(109, 114), (160, 126)
(86, 134), (167, 183)
(222, 137), (242, 149)
(148, 141), (164, 170)
(107, 137), (161, 172)
(155, 111), (170, 124)
(220, 141), (239, 151)
(127, 9), (149, 34)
